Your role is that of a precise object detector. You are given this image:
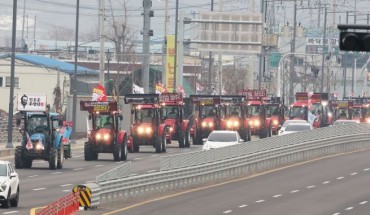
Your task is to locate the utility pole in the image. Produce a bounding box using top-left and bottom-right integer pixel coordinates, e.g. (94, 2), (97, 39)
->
(99, 0), (105, 86)
(208, 0), (214, 94)
(343, 11), (349, 98)
(71, 0), (80, 144)
(173, 0), (179, 93)
(7, 0), (18, 148)
(320, 6), (327, 93)
(142, 0), (152, 93)
(162, 0), (168, 86)
(21, 0), (26, 50)
(258, 0), (265, 90)
(177, 10), (185, 91)
(289, 0), (297, 104)
(218, 0), (223, 95)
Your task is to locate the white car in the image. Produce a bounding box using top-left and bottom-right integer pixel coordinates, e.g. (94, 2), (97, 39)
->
(278, 120), (308, 135)
(202, 130), (244, 150)
(279, 122), (313, 135)
(0, 161), (19, 208)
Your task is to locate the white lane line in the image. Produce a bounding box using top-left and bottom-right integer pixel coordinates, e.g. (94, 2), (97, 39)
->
(73, 168), (84, 171)
(323, 181), (330, 184)
(273, 194), (282, 198)
(60, 184), (72, 187)
(359, 201), (368, 205)
(350, 172), (358, 176)
(151, 155), (159, 157)
(115, 161), (123, 164)
(147, 170), (157, 173)
(307, 185), (315, 189)
(336, 177), (344, 180)
(363, 168), (370, 171)
(73, 155), (83, 158)
(3, 211), (19, 214)
(238, 205), (248, 208)
(94, 165), (104, 167)
(28, 175), (38, 178)
(332, 213), (340, 215)
(134, 158), (142, 160)
(256, 200), (265, 203)
(223, 210), (232, 214)
(290, 190), (300, 193)
(33, 188), (46, 191)
(62, 190), (71, 192)
(345, 207), (354, 211)
(51, 172), (62, 175)
(85, 180), (95, 183)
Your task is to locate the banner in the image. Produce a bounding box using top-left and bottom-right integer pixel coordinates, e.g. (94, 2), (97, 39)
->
(166, 35), (175, 93)
(92, 84), (107, 101)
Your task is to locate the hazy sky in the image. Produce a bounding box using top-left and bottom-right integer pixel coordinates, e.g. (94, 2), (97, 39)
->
(1, 0), (369, 47)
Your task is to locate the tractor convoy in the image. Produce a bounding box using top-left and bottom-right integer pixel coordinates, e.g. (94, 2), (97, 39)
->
(14, 89), (367, 168)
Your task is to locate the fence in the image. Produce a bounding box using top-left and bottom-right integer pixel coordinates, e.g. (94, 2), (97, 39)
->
(36, 192), (79, 215)
(94, 123), (370, 205)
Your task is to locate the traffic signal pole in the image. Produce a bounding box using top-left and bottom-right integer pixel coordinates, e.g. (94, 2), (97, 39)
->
(320, 6), (327, 93)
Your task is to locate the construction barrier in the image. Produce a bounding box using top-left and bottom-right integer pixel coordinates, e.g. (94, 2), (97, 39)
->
(36, 192), (79, 215)
(72, 183), (100, 210)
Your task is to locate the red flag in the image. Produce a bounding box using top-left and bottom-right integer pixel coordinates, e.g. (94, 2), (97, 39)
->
(25, 132), (33, 150)
(92, 84), (107, 101)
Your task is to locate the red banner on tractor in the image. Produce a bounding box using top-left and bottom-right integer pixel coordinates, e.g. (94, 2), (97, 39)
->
(239, 90), (266, 100)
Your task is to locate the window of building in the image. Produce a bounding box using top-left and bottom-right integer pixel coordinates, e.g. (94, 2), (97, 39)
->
(0, 77), (3, 87)
(6, 77), (19, 88)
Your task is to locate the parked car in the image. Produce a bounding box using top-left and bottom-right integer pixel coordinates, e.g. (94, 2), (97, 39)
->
(333, 119), (360, 126)
(0, 161), (20, 208)
(202, 130), (244, 150)
(278, 120), (308, 135)
(278, 122), (313, 135)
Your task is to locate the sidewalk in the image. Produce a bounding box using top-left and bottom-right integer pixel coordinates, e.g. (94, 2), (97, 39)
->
(0, 139), (86, 159)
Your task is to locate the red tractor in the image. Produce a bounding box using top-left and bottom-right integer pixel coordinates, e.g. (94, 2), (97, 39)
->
(220, 95), (251, 141)
(334, 100), (353, 120)
(243, 90), (273, 138)
(124, 94), (169, 153)
(189, 95), (223, 145)
(264, 96), (285, 134)
(289, 92), (310, 121)
(310, 93), (335, 128)
(159, 93), (192, 148)
(80, 101), (128, 161)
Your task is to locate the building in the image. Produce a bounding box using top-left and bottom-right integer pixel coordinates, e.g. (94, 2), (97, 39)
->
(0, 54), (99, 114)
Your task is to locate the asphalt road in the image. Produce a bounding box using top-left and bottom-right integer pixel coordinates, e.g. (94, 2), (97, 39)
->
(79, 148), (370, 215)
(0, 140), (205, 215)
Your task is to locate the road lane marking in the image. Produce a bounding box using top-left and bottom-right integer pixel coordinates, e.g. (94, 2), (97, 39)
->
(3, 211), (19, 214)
(290, 190), (299, 193)
(134, 158), (142, 160)
(101, 148), (370, 215)
(363, 168), (370, 171)
(62, 190), (71, 192)
(307, 185), (315, 189)
(51, 172), (62, 175)
(336, 177), (344, 180)
(147, 170), (157, 173)
(33, 188), (46, 191)
(60, 184), (72, 187)
(256, 200), (265, 203)
(28, 175), (38, 178)
(238, 205), (247, 208)
(332, 213), (340, 215)
(273, 194), (282, 198)
(151, 155), (159, 157)
(223, 210), (232, 214)
(323, 181), (330, 184)
(359, 201), (368, 205)
(74, 155), (83, 158)
(95, 165), (104, 167)
(85, 180), (95, 183)
(73, 168), (84, 171)
(345, 207), (353, 211)
(350, 172), (357, 176)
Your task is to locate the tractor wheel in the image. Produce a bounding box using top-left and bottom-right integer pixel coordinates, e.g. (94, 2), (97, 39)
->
(84, 142), (93, 161)
(184, 128), (191, 148)
(49, 148), (57, 170)
(113, 143), (122, 161)
(161, 132), (167, 153)
(14, 146), (23, 169)
(92, 153), (98, 160)
(132, 137), (140, 153)
(23, 158), (33, 169)
(121, 135), (128, 161)
(178, 131), (185, 148)
(155, 135), (162, 153)
(194, 132), (203, 145)
(2, 190), (11, 208)
(57, 144), (64, 169)
(259, 128), (267, 139)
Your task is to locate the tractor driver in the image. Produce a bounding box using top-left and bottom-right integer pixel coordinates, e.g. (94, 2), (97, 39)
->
(168, 107), (177, 119)
(104, 117), (113, 128)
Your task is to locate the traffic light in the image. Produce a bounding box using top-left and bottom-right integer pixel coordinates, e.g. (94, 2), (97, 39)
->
(338, 24), (370, 52)
(340, 32), (370, 52)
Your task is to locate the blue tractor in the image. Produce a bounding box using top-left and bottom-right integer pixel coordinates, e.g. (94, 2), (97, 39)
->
(15, 111), (72, 170)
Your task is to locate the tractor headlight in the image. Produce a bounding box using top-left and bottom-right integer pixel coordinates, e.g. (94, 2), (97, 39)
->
(328, 112), (332, 117)
(254, 120), (260, 126)
(169, 127), (174, 132)
(273, 120), (278, 125)
(367, 118), (370, 123)
(227, 120), (232, 127)
(35, 142), (44, 150)
(201, 121), (207, 127)
(209, 122), (214, 127)
(145, 127), (153, 134)
(138, 127), (144, 134)
(103, 133), (110, 141)
(95, 133), (102, 140)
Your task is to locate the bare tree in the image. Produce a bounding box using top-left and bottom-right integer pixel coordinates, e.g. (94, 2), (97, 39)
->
(222, 59), (248, 95)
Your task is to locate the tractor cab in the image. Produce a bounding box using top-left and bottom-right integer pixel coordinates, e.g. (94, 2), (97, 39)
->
(265, 96), (285, 134)
(289, 92), (309, 121)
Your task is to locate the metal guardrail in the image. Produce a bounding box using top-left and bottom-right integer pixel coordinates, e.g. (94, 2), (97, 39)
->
(96, 162), (131, 183)
(94, 124), (370, 206)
